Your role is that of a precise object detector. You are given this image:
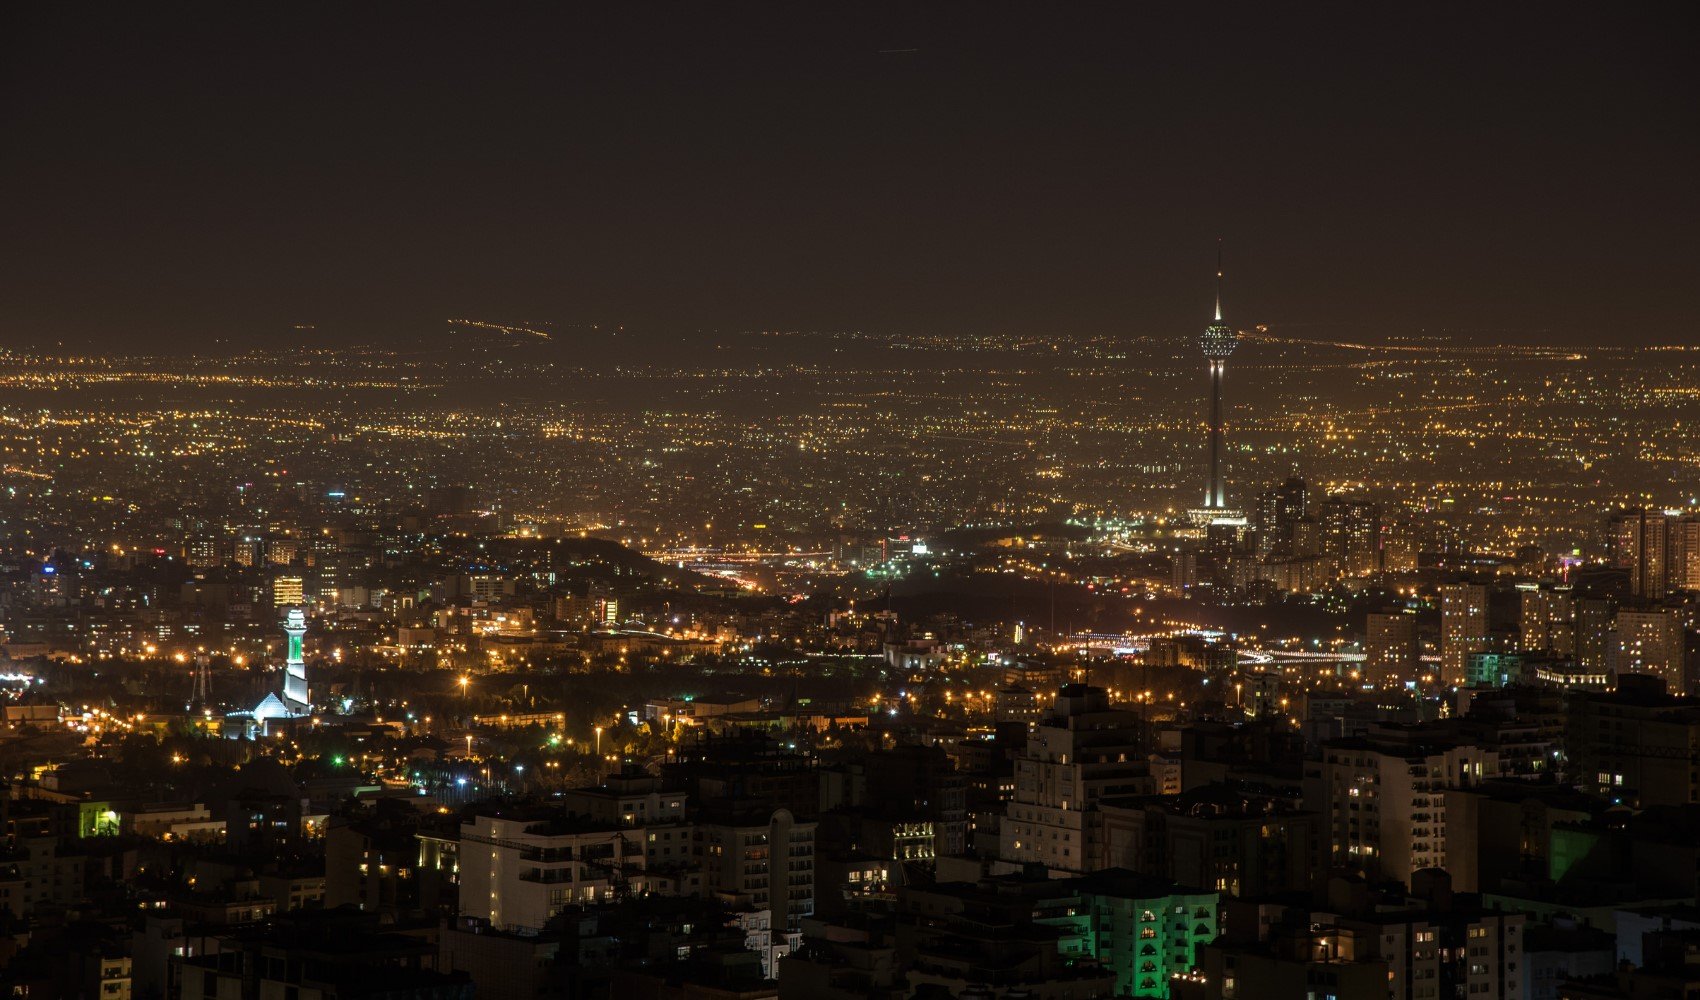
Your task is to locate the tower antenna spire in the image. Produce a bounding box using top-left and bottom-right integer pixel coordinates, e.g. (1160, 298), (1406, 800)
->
(1214, 238), (1224, 323)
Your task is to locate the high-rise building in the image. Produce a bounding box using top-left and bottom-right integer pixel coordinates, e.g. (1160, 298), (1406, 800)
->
(1273, 475), (1308, 537)
(1612, 607), (1688, 693)
(233, 536), (264, 568)
(1439, 583), (1489, 684)
(696, 806), (816, 933)
(1098, 787), (1321, 897)
(1671, 515), (1700, 592)
(1365, 611), (1419, 683)
(1290, 516), (1321, 558)
(457, 810), (664, 932)
(1318, 496), (1381, 576)
(184, 536), (226, 568)
(1064, 877), (1220, 997)
(1574, 596), (1617, 673)
(1464, 651), (1524, 687)
(1566, 676), (1700, 807)
(1610, 508), (1670, 599)
(1338, 900), (1526, 1000)
(1319, 731), (1499, 882)
(1254, 474), (1310, 557)
(1198, 241), (1239, 515)
(1173, 549), (1203, 591)
(1517, 582), (1575, 656)
(1000, 684), (1152, 874)
(271, 575), (304, 609)
(460, 574), (512, 601)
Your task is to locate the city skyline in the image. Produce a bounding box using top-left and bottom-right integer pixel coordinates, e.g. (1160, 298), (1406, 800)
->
(1, 8), (1698, 1000)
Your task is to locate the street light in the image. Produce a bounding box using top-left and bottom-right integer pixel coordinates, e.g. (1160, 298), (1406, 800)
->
(595, 725), (604, 756)
(458, 675), (470, 698)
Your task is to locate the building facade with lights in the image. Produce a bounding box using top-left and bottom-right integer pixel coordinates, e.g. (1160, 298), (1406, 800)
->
(1000, 684), (1155, 875)
(1319, 733), (1499, 883)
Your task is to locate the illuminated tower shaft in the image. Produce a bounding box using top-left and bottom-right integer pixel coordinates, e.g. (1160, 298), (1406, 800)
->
(282, 607), (309, 709)
(1199, 240), (1239, 510)
(1196, 239), (1237, 506)
(1207, 357), (1225, 508)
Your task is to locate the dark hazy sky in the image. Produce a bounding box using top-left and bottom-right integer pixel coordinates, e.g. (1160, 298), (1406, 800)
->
(1, 4), (1695, 351)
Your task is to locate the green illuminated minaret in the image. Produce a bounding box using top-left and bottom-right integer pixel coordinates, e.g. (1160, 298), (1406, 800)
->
(282, 607), (309, 710)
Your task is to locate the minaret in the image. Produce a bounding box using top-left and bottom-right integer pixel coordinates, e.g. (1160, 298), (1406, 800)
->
(190, 655), (211, 709)
(190, 656), (209, 710)
(1199, 240), (1239, 511)
(282, 607), (310, 710)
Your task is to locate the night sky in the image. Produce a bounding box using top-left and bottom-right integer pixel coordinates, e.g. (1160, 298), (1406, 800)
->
(1, 4), (1694, 351)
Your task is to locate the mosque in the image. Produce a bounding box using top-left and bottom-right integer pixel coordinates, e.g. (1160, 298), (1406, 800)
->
(226, 607), (313, 737)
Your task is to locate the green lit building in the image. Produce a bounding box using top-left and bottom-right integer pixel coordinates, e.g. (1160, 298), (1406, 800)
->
(1464, 651), (1523, 687)
(893, 867), (1217, 1000)
(1038, 871), (1220, 998)
(77, 800), (121, 838)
